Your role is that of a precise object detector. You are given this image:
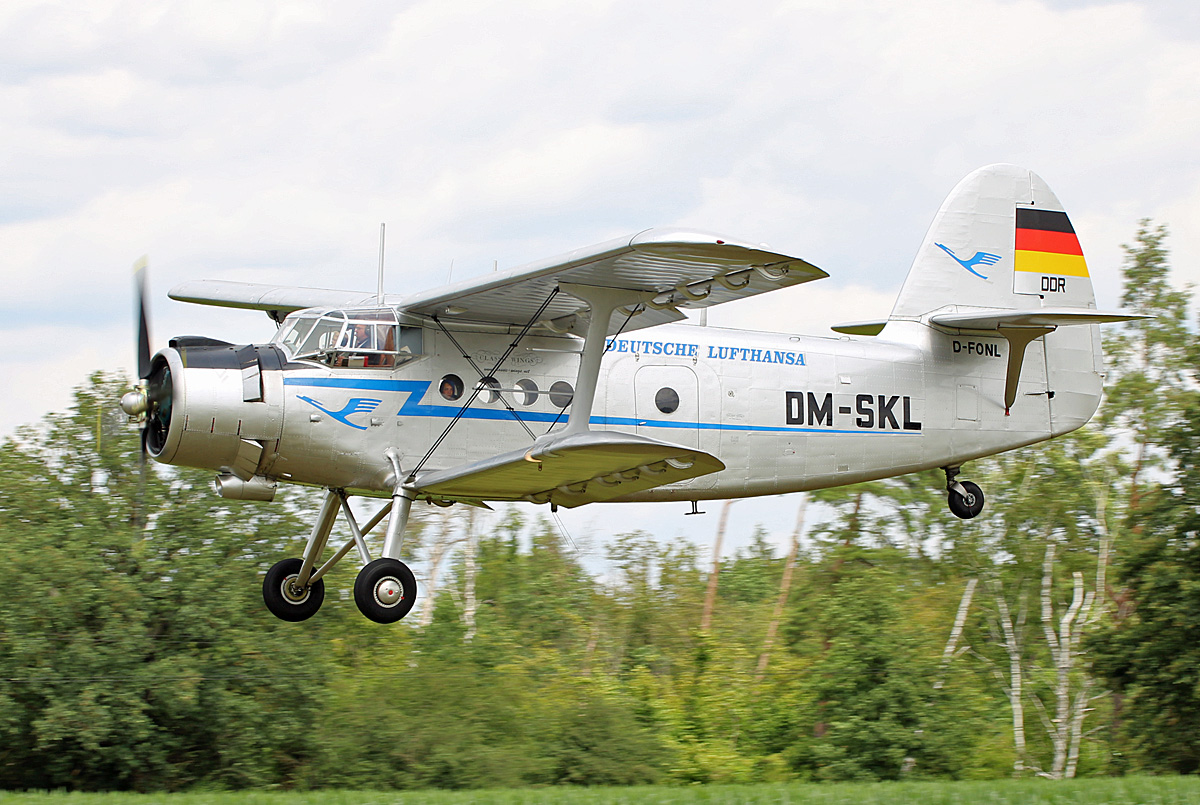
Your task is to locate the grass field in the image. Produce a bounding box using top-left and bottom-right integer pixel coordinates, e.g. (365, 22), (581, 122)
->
(1, 777), (1199, 805)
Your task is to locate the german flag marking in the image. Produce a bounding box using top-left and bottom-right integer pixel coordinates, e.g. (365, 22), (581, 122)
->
(1014, 250), (1089, 277)
(1016, 208), (1075, 234)
(1014, 228), (1083, 256)
(1015, 207), (1088, 278)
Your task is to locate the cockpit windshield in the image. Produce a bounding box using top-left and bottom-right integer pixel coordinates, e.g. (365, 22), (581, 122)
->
(273, 308), (422, 369)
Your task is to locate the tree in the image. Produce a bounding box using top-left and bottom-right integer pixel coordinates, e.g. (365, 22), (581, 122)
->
(0, 375), (344, 790)
(1092, 391), (1200, 773)
(1101, 221), (1192, 520)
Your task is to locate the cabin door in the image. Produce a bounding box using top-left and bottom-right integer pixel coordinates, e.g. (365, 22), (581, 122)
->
(634, 365), (700, 449)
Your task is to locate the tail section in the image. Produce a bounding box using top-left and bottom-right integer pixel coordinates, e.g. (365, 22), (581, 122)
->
(889, 164), (1142, 436)
(890, 164), (1096, 320)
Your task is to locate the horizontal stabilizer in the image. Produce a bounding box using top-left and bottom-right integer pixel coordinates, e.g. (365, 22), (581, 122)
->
(929, 307), (1147, 331)
(930, 306), (1148, 413)
(414, 430), (724, 508)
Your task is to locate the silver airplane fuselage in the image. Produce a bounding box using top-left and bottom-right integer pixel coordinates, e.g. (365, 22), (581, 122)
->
(151, 317), (1102, 503)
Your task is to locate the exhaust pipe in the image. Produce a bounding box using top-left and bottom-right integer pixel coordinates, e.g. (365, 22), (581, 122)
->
(214, 473), (277, 502)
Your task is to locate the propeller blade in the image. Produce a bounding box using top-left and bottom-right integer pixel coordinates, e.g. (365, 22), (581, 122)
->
(135, 256), (152, 380)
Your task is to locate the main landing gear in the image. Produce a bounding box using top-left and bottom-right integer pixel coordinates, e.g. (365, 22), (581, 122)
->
(944, 466), (985, 520)
(262, 484), (419, 624)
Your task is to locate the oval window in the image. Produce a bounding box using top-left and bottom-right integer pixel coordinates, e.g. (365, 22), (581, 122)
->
(439, 374), (464, 401)
(549, 381), (574, 409)
(515, 378), (539, 406)
(655, 387), (680, 414)
(478, 376), (501, 404)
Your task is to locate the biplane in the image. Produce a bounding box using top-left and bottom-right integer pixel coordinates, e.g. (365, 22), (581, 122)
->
(121, 164), (1140, 623)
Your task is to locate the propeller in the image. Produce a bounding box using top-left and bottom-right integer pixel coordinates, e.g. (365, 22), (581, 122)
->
(121, 256), (172, 462)
(135, 255), (152, 381)
(119, 256), (153, 527)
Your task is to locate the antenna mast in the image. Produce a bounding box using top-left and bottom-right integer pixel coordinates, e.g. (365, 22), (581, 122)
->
(376, 223), (386, 305)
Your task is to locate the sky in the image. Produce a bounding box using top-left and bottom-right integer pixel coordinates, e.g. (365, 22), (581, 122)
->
(2, 0), (1198, 562)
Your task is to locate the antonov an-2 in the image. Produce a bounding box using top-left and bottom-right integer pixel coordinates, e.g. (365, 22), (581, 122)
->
(121, 164), (1139, 624)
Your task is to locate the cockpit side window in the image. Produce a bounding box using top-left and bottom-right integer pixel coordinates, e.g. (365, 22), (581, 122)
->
(298, 315), (346, 357)
(277, 316), (316, 354)
(281, 308), (422, 369)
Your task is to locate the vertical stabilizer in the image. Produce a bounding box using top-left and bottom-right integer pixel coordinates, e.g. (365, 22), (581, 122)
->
(890, 164), (1096, 320)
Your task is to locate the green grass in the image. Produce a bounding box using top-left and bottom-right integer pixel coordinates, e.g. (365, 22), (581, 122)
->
(1, 777), (1198, 805)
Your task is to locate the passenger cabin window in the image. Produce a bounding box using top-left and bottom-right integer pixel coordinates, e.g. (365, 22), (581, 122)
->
(478, 377), (501, 404)
(655, 387), (680, 414)
(515, 378), (538, 406)
(549, 381), (574, 409)
(273, 308), (422, 369)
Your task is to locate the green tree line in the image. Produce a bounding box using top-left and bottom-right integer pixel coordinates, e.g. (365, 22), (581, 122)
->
(0, 223), (1196, 791)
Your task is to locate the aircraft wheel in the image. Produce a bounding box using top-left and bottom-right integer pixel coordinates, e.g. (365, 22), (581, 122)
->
(948, 481), (985, 520)
(263, 558), (325, 622)
(354, 558), (417, 624)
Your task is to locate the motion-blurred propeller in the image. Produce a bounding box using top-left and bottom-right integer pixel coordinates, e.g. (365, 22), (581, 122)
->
(121, 256), (155, 465)
(135, 255), (152, 381)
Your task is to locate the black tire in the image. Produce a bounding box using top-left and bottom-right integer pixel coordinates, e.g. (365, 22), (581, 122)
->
(354, 558), (418, 624)
(948, 480), (985, 519)
(263, 558), (325, 622)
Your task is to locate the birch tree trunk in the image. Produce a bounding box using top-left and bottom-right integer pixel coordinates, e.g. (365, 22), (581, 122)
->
(934, 577), (977, 690)
(418, 512), (455, 627)
(1065, 483), (1112, 777)
(700, 499), (738, 632)
(990, 580), (1027, 776)
(461, 507), (477, 641)
(757, 495), (807, 678)
(1036, 541), (1096, 780)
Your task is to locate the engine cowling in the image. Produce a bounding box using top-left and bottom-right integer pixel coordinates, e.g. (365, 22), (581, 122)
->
(142, 339), (286, 480)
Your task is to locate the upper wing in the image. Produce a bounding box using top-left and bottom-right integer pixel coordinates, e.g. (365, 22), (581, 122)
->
(169, 229), (827, 334)
(169, 281), (403, 320)
(399, 229), (826, 334)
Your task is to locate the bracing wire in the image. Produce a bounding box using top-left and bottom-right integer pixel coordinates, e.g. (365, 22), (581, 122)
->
(409, 289), (561, 480)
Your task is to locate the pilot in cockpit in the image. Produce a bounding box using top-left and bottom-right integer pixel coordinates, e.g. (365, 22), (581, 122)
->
(344, 324), (373, 349)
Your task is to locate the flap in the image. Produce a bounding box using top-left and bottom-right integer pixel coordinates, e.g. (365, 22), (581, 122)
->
(929, 306), (1147, 331)
(413, 430), (725, 508)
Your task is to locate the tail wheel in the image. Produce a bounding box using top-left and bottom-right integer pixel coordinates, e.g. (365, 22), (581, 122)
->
(354, 558), (418, 624)
(948, 480), (985, 520)
(263, 558), (325, 622)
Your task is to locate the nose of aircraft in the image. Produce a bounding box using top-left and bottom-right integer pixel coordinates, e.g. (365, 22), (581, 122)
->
(141, 341), (285, 478)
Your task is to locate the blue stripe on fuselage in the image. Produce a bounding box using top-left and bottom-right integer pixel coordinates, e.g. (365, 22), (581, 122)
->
(281, 376), (918, 436)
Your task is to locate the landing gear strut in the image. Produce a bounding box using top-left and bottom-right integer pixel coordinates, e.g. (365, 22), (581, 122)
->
(944, 466), (985, 519)
(261, 483), (420, 624)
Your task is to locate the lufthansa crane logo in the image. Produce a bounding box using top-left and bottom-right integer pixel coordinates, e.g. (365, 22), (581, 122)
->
(935, 243), (1001, 279)
(297, 396), (382, 430)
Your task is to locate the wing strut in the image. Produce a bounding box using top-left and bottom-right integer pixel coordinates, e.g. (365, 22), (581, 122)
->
(558, 283), (655, 435)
